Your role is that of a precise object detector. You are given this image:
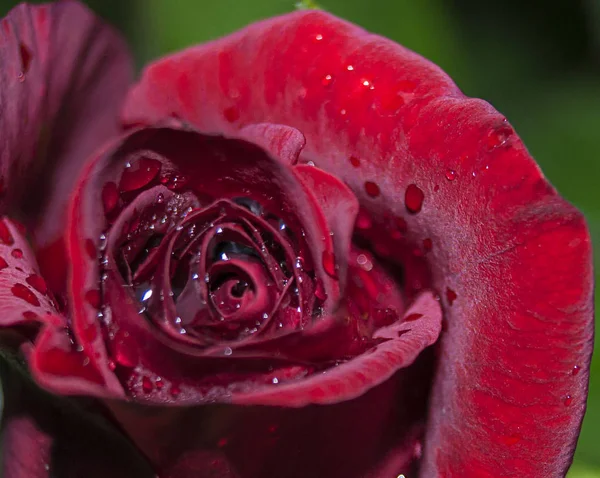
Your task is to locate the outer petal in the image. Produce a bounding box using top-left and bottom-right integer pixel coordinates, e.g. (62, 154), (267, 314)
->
(0, 357), (154, 478)
(0, 0), (132, 289)
(123, 11), (594, 476)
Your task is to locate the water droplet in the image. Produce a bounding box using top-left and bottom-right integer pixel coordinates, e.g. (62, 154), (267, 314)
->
(422, 238), (433, 252)
(433, 184), (440, 192)
(445, 169), (457, 181)
(564, 395), (573, 406)
(11, 248), (22, 259)
(0, 257), (8, 271)
(403, 312), (422, 323)
(356, 254), (373, 272)
(108, 360), (116, 371)
(346, 65), (354, 71)
(355, 209), (372, 230)
(155, 377), (164, 390)
(102, 182), (119, 215)
(487, 123), (513, 149)
(572, 365), (581, 376)
(224, 347), (233, 356)
(119, 157), (161, 192)
(11, 283), (39, 306)
(170, 384), (181, 397)
(85, 289), (101, 309)
(0, 220), (14, 245)
(113, 330), (138, 368)
(446, 288), (457, 306)
(18, 42), (32, 81)
(26, 274), (47, 294)
(223, 106), (240, 123)
(272, 377), (279, 384)
(322, 250), (337, 278)
(364, 181), (380, 198)
(161, 174), (188, 191)
(405, 184), (424, 213)
(141, 376), (153, 394)
(315, 279), (328, 301)
(321, 74), (334, 87)
(501, 434), (521, 446)
(349, 155), (360, 167)
(315, 33), (323, 41)
(23, 310), (38, 320)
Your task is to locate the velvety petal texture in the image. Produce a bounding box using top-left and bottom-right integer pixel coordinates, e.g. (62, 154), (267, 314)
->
(0, 0), (132, 290)
(122, 10), (594, 477)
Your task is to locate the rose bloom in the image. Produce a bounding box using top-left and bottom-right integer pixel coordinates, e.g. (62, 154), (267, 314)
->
(0, 2), (594, 478)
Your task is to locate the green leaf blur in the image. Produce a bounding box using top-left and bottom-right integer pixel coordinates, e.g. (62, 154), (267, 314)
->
(0, 0), (598, 473)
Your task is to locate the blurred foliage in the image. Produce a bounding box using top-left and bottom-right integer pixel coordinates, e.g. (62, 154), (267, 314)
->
(0, 0), (599, 474)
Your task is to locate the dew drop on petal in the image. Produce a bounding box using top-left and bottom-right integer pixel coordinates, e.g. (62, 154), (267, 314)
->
(405, 184), (424, 213)
(446, 287), (457, 306)
(113, 330), (138, 368)
(0, 257), (8, 271)
(501, 434), (521, 446)
(445, 169), (457, 181)
(142, 376), (153, 394)
(422, 238), (433, 253)
(108, 360), (116, 371)
(11, 248), (23, 259)
(119, 157), (161, 192)
(404, 313), (423, 322)
(223, 106), (240, 123)
(102, 182), (119, 214)
(26, 274), (47, 295)
(349, 155), (360, 167)
(170, 384), (181, 397)
(364, 181), (380, 198)
(23, 310), (39, 320)
(322, 250), (337, 278)
(573, 365), (581, 376)
(11, 283), (40, 306)
(355, 209), (372, 230)
(315, 279), (328, 301)
(564, 395), (573, 406)
(0, 220), (14, 245)
(487, 123), (513, 149)
(321, 74), (334, 87)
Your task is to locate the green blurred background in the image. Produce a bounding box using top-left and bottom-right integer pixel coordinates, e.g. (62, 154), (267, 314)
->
(1, 0), (599, 475)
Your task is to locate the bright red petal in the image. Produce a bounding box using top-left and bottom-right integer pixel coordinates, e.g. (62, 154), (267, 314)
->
(123, 11), (594, 476)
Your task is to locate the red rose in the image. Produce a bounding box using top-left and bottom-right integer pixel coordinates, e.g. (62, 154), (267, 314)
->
(0, 2), (594, 478)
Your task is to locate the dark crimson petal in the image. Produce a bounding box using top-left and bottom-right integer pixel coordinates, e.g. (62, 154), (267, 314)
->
(65, 126), (363, 403)
(0, 358), (154, 478)
(0, 1), (132, 290)
(123, 11), (594, 476)
(0, 216), (120, 397)
(294, 164), (358, 290)
(239, 123), (305, 165)
(232, 291), (440, 406)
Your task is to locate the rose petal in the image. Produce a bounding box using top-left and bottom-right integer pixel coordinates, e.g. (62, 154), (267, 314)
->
(123, 10), (594, 475)
(232, 291), (441, 406)
(0, 1), (132, 291)
(294, 164), (358, 292)
(0, 357), (154, 478)
(0, 218), (56, 329)
(239, 123), (305, 165)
